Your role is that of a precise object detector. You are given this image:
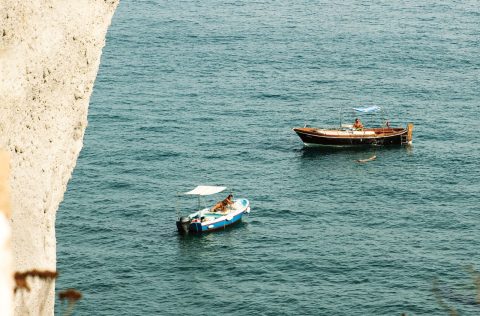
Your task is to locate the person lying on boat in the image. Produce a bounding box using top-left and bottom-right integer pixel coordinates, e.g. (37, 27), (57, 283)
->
(212, 194), (234, 213)
(353, 118), (364, 130)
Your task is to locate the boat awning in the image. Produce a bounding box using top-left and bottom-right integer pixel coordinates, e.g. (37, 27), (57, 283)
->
(184, 186), (226, 196)
(353, 106), (381, 113)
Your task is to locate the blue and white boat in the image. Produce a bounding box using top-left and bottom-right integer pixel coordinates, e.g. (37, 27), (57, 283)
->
(176, 186), (251, 234)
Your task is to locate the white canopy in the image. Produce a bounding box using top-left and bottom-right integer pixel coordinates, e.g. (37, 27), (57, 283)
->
(353, 106), (381, 113)
(184, 186), (226, 196)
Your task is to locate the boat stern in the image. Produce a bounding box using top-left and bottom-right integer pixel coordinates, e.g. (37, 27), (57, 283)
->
(189, 221), (203, 233)
(406, 123), (414, 145)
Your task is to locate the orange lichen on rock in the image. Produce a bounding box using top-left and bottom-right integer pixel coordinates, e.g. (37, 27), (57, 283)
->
(13, 270), (58, 293)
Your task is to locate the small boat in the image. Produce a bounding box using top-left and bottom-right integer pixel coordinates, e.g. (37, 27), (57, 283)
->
(293, 106), (413, 148)
(176, 185), (251, 234)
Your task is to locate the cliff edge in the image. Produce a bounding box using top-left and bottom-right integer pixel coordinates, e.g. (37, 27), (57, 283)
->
(0, 0), (119, 314)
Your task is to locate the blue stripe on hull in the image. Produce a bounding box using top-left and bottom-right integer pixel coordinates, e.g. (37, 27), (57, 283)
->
(188, 212), (244, 233)
(189, 222), (203, 233)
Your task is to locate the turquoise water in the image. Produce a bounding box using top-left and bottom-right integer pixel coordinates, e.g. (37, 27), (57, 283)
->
(56, 1), (479, 315)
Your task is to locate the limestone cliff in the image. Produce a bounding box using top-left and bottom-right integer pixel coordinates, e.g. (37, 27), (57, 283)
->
(0, 152), (13, 315)
(0, 0), (119, 314)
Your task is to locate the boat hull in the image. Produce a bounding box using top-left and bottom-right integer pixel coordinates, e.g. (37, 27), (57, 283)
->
(293, 127), (410, 147)
(189, 211), (245, 233)
(177, 199), (250, 234)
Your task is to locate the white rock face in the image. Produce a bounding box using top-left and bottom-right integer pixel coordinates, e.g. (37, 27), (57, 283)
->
(0, 214), (13, 316)
(0, 152), (13, 316)
(0, 0), (119, 314)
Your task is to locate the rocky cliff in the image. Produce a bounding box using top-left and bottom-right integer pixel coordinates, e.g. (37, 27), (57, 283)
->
(0, 0), (119, 314)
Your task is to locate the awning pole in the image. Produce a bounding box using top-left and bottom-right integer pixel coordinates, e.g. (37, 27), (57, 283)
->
(175, 193), (180, 219)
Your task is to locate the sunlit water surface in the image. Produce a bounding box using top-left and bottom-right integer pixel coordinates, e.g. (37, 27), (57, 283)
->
(56, 1), (479, 315)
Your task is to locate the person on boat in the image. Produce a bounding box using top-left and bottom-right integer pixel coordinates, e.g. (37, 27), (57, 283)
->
(211, 201), (224, 212)
(224, 194), (234, 206)
(353, 118), (364, 130)
(212, 194), (234, 212)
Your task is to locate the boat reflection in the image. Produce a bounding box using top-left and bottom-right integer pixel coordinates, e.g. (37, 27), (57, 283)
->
(300, 144), (411, 156)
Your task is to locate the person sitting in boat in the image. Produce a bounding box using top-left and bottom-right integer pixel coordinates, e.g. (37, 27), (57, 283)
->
(211, 200), (224, 212)
(353, 118), (364, 130)
(224, 194), (234, 206)
(212, 194), (234, 213)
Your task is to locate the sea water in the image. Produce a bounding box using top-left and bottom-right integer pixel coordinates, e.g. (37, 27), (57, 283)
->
(56, 1), (480, 315)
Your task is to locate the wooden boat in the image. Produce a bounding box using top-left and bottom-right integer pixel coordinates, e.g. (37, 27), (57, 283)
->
(293, 125), (413, 147)
(176, 186), (251, 234)
(293, 106), (413, 147)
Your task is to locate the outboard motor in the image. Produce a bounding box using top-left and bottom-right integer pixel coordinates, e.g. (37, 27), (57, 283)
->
(176, 216), (191, 234)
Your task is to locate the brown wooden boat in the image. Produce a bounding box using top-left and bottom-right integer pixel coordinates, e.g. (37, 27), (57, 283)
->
(293, 123), (414, 147)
